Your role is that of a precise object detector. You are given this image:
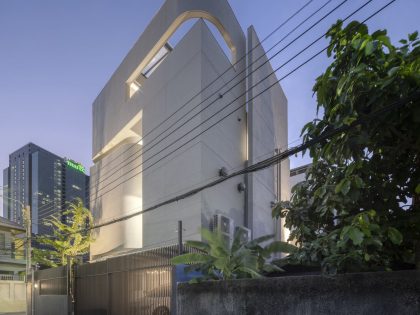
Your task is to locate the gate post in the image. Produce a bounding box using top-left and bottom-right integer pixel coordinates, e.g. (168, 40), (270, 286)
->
(67, 256), (74, 315)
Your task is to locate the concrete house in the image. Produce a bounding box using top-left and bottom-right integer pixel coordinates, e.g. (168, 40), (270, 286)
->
(0, 216), (25, 276)
(0, 217), (26, 314)
(90, 0), (289, 260)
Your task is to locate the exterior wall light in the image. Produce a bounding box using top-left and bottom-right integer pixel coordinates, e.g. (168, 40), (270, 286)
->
(219, 167), (228, 177)
(237, 182), (246, 192)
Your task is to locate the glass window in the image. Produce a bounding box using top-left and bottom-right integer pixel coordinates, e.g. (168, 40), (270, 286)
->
(141, 43), (172, 78)
(128, 43), (172, 98)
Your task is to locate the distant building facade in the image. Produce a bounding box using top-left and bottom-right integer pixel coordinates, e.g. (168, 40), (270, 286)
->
(0, 216), (25, 275)
(290, 164), (311, 190)
(90, 0), (289, 259)
(2, 143), (89, 234)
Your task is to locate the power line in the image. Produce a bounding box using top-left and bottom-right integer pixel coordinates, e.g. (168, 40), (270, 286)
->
(91, 0), (345, 188)
(35, 0), (401, 240)
(23, 0), (347, 218)
(10, 0), (322, 223)
(29, 137), (302, 231)
(31, 139), (296, 226)
(49, 92), (420, 240)
(89, 0), (316, 178)
(90, 0), (381, 203)
(0, 0), (362, 222)
(83, 136), (303, 227)
(18, 0), (395, 236)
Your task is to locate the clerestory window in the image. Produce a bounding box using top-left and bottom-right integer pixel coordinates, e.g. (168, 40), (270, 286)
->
(129, 43), (173, 98)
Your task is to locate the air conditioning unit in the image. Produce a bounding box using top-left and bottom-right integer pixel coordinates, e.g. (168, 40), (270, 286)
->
(211, 214), (234, 243)
(235, 226), (252, 243)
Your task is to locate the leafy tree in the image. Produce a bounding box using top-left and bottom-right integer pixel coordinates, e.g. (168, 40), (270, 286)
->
(171, 228), (296, 281)
(273, 20), (420, 273)
(33, 199), (94, 267)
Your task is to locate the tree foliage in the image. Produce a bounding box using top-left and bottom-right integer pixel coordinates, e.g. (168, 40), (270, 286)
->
(33, 199), (94, 267)
(273, 21), (420, 273)
(171, 228), (296, 281)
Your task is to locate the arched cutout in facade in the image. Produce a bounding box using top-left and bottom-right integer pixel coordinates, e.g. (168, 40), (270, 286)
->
(127, 8), (243, 98)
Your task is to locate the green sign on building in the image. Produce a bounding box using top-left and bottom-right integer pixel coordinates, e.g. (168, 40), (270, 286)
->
(66, 160), (85, 173)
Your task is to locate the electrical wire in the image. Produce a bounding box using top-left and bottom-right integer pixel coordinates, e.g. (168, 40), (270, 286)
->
(86, 92), (419, 235)
(8, 0), (336, 221)
(30, 136), (303, 231)
(36, 0), (407, 241)
(9, 1), (394, 237)
(85, 136), (303, 227)
(90, 0), (380, 203)
(91, 0), (345, 188)
(39, 90), (419, 241)
(89, 0), (316, 177)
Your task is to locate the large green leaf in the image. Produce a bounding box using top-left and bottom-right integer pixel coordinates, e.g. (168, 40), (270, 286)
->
(345, 227), (364, 246)
(247, 234), (274, 247)
(387, 227), (403, 245)
(415, 184), (420, 194)
(365, 40), (378, 56)
(264, 241), (298, 255)
(335, 178), (351, 195)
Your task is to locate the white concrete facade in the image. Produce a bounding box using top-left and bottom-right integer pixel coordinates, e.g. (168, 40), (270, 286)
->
(90, 0), (289, 260)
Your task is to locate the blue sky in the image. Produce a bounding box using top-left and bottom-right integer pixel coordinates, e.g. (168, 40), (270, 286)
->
(0, 0), (419, 215)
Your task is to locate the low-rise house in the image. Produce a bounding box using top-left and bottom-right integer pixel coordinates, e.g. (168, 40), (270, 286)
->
(0, 216), (26, 314)
(0, 216), (26, 278)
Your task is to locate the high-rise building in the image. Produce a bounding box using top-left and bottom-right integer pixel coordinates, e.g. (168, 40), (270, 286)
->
(2, 143), (89, 235)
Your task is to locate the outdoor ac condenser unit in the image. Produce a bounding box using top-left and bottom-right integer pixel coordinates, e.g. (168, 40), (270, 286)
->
(235, 226), (252, 243)
(211, 214), (234, 243)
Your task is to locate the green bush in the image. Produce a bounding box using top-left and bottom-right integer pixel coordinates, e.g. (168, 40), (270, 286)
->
(171, 228), (296, 281)
(273, 20), (420, 274)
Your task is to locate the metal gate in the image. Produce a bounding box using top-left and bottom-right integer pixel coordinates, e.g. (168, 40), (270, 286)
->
(76, 245), (181, 315)
(30, 266), (68, 315)
(29, 244), (191, 315)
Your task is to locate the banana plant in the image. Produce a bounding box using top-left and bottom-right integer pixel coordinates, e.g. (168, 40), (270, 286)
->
(171, 228), (297, 281)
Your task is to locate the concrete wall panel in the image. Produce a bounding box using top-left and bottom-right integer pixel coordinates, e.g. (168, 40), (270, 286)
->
(247, 26), (289, 239)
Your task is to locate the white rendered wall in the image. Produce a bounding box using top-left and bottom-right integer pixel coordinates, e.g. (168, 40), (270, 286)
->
(91, 19), (246, 259)
(141, 20), (247, 247)
(90, 142), (143, 258)
(247, 26), (289, 240)
(90, 0), (289, 259)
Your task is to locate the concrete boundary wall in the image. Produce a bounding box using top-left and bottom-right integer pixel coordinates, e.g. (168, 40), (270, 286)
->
(177, 270), (420, 315)
(0, 280), (26, 313)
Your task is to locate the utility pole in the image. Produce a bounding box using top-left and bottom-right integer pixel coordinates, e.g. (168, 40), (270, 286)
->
(178, 220), (183, 255)
(31, 265), (35, 315)
(23, 205), (33, 315)
(67, 256), (74, 315)
(23, 206), (32, 280)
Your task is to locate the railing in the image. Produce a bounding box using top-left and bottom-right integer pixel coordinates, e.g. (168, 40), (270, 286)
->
(0, 273), (25, 281)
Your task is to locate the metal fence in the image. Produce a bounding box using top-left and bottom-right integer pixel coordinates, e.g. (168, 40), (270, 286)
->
(0, 273), (25, 281)
(76, 245), (180, 315)
(29, 244), (193, 315)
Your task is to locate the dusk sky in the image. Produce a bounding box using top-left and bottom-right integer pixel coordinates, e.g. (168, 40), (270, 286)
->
(1, 0), (419, 216)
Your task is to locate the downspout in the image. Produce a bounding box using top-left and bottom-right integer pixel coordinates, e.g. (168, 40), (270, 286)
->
(244, 26), (253, 235)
